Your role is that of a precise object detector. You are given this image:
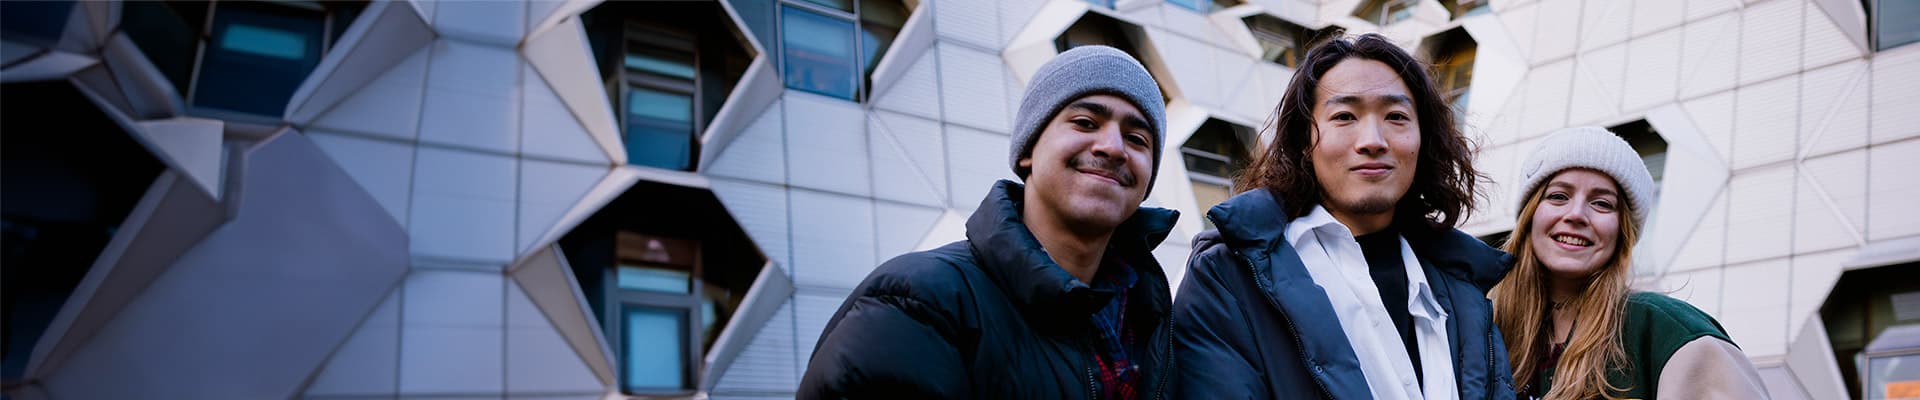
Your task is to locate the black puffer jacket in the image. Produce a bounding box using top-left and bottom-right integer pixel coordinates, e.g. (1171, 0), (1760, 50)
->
(799, 180), (1180, 399)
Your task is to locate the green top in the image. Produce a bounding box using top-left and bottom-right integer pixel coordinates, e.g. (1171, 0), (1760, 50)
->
(1531, 292), (1735, 399)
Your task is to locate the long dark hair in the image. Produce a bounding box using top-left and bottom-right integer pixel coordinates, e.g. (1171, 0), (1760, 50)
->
(1234, 32), (1484, 229)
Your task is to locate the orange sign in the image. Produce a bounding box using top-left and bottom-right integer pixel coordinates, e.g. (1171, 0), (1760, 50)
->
(1889, 380), (1920, 399)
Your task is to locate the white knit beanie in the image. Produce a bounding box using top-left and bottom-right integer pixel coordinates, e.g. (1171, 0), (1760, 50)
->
(1514, 126), (1657, 227)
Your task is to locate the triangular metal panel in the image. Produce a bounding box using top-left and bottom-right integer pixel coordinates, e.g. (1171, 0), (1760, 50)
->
(285, 0), (435, 125)
(522, 16), (624, 164)
(131, 117), (226, 200)
(507, 246), (617, 386)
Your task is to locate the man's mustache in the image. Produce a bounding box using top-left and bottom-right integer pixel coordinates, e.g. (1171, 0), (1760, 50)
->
(1067, 153), (1137, 186)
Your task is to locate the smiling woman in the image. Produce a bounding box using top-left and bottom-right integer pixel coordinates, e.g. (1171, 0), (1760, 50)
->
(1492, 127), (1767, 400)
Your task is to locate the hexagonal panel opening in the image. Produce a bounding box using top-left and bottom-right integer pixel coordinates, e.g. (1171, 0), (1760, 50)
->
(1053, 12), (1174, 103)
(555, 180), (770, 396)
(1168, 0), (1241, 14)
(1181, 118), (1258, 228)
(1446, 0), (1491, 20)
(1608, 119), (1668, 208)
(1, 81), (167, 380)
(773, 0), (913, 102)
(1819, 262), (1920, 399)
(584, 2), (757, 171)
(119, 0), (368, 118)
(1243, 14), (1341, 69)
(1419, 27), (1476, 124)
(1353, 0), (1417, 26)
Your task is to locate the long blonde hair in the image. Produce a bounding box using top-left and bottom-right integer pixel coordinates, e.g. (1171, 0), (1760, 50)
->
(1490, 181), (1641, 400)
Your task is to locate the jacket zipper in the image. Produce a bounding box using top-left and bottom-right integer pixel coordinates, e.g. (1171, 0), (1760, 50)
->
(1151, 313), (1175, 400)
(1242, 250), (1337, 399)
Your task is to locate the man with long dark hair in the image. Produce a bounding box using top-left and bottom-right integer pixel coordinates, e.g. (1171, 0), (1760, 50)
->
(1170, 33), (1516, 399)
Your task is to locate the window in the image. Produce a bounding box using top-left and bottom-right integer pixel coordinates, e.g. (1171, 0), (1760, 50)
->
(0, 0), (75, 47)
(1608, 120), (1667, 207)
(1244, 15), (1331, 69)
(119, 1), (364, 118)
(1422, 28), (1476, 125)
(620, 26), (700, 171)
(585, 2), (754, 171)
(1181, 119), (1256, 228)
(557, 181), (769, 396)
(608, 232), (702, 393)
(779, 0), (907, 101)
(1052, 13), (1172, 103)
(1083, 0), (1116, 9)
(1354, 0), (1417, 26)
(1866, 0), (1920, 51)
(1822, 263), (1920, 400)
(1169, 0), (1240, 13)
(1445, 0), (1490, 20)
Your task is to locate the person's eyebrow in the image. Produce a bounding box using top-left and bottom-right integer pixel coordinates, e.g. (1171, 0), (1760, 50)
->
(1588, 186), (1619, 198)
(1324, 94), (1413, 108)
(1064, 101), (1112, 119)
(1118, 112), (1152, 140)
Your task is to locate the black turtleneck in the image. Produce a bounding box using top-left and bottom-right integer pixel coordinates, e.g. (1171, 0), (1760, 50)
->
(1355, 224), (1422, 385)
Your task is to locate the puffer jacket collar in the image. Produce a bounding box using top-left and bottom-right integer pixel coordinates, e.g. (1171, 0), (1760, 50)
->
(1203, 188), (1514, 399)
(965, 180), (1179, 330)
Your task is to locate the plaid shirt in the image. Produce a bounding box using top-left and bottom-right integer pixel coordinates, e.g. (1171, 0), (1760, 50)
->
(1088, 256), (1140, 400)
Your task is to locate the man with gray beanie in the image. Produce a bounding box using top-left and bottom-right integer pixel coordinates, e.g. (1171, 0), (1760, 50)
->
(799, 45), (1179, 399)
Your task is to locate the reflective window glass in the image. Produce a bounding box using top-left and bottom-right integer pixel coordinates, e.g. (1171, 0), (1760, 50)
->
(193, 3), (326, 116)
(781, 5), (858, 100)
(621, 306), (688, 392)
(624, 88), (695, 170)
(1877, 0), (1920, 51)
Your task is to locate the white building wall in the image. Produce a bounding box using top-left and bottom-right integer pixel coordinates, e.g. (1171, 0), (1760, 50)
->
(11, 0), (1915, 398)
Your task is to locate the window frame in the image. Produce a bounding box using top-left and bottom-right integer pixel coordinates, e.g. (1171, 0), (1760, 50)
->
(602, 231), (705, 396)
(614, 23), (704, 171)
(178, 0), (358, 121)
(776, 0), (904, 102)
(1354, 0), (1417, 26)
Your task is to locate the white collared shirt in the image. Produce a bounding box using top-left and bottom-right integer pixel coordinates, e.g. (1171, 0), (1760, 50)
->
(1283, 205), (1458, 400)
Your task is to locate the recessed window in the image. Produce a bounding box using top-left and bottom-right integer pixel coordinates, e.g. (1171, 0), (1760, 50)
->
(1244, 15), (1333, 69)
(118, 0), (365, 119)
(1608, 119), (1667, 207)
(1169, 0), (1240, 13)
(558, 181), (769, 397)
(1353, 0), (1417, 26)
(1053, 13), (1172, 103)
(1821, 263), (1920, 400)
(1866, 0), (1920, 51)
(1083, 0), (1116, 9)
(1444, 0), (1491, 20)
(585, 2), (754, 171)
(779, 0), (907, 102)
(1421, 28), (1476, 125)
(1181, 119), (1257, 228)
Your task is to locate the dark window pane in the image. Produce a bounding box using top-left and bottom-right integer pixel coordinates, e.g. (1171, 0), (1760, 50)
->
(624, 87), (695, 170)
(1878, 0), (1920, 50)
(798, 0), (854, 12)
(120, 1), (209, 93)
(192, 3), (326, 117)
(781, 5), (857, 100)
(621, 305), (688, 392)
(0, 1), (74, 46)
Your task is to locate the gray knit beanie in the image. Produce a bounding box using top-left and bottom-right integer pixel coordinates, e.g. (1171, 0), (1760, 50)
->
(1009, 45), (1167, 195)
(1515, 126), (1658, 227)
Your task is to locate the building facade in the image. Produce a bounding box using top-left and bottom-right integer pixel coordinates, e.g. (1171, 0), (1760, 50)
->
(0, 0), (1915, 399)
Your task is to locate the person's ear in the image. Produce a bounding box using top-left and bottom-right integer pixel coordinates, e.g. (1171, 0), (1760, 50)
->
(1018, 157), (1034, 170)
